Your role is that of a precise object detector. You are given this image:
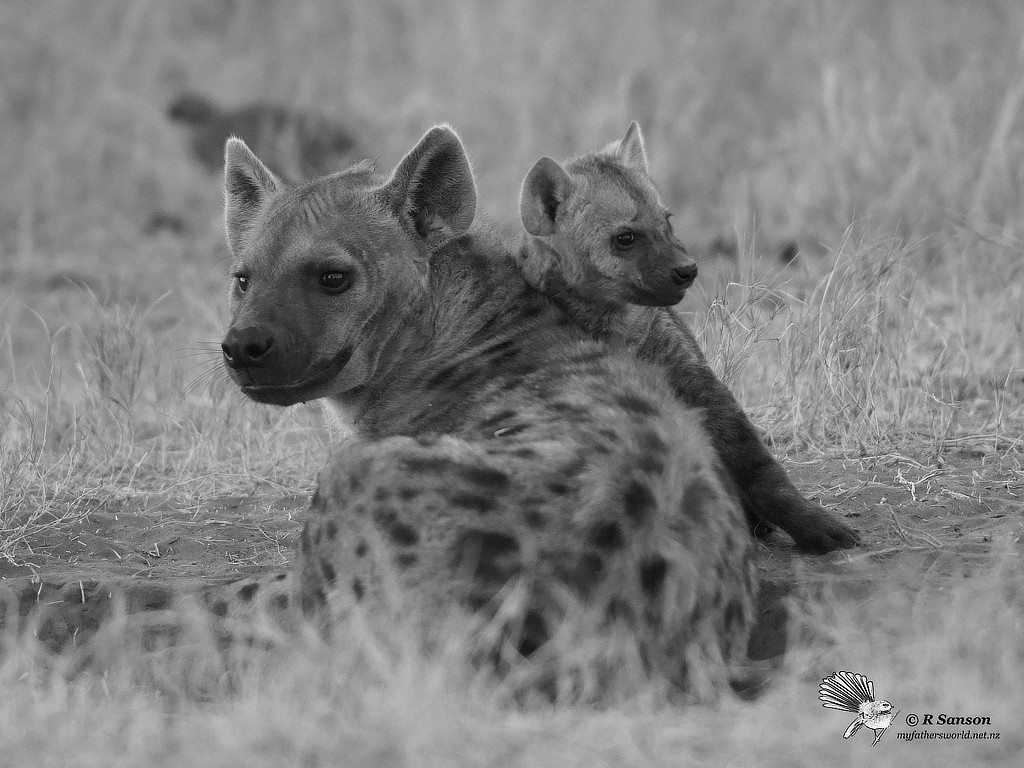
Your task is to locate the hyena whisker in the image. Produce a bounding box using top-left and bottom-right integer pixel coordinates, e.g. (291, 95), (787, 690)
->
(175, 342), (225, 363)
(177, 349), (225, 377)
(184, 363), (230, 395)
(179, 341), (225, 352)
(180, 358), (221, 378)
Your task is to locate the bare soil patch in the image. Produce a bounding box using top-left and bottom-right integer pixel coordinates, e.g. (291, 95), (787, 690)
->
(1, 449), (1019, 664)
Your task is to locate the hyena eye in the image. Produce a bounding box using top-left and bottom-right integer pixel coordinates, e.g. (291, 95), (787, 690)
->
(235, 275), (249, 294)
(614, 231), (637, 250)
(319, 271), (352, 295)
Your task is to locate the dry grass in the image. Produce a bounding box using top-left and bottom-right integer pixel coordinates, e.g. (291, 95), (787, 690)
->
(1, 0), (1023, 764)
(0, 552), (1021, 766)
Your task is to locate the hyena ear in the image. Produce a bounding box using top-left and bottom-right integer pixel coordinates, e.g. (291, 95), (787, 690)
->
(380, 125), (476, 245)
(224, 137), (282, 254)
(520, 157), (574, 237)
(617, 121), (649, 174)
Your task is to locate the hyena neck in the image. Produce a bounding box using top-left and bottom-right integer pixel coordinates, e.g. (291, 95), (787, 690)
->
(517, 233), (560, 294)
(518, 235), (636, 340)
(322, 279), (438, 435)
(329, 236), (547, 437)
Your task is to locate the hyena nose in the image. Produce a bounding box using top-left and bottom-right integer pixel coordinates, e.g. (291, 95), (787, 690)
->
(672, 263), (698, 288)
(221, 326), (275, 369)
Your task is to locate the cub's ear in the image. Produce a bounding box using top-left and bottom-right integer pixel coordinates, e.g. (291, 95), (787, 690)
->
(224, 137), (282, 255)
(379, 125), (476, 245)
(520, 157), (574, 237)
(617, 121), (649, 174)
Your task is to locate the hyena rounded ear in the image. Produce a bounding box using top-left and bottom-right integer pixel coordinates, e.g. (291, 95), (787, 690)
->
(520, 157), (574, 237)
(380, 125), (477, 245)
(224, 137), (282, 255)
(617, 121), (649, 174)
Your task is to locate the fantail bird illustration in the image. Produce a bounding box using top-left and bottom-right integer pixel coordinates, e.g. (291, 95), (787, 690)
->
(819, 670), (899, 746)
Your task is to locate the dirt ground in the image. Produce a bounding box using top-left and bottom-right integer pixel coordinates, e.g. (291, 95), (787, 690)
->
(1, 446), (1019, 664)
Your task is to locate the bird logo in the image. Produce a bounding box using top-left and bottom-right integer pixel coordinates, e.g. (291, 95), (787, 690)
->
(819, 671), (900, 746)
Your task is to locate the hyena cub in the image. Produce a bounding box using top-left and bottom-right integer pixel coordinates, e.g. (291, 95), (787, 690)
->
(217, 125), (757, 697)
(518, 122), (858, 553)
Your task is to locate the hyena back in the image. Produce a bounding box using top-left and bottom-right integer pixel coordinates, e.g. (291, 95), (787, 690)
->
(217, 126), (757, 695)
(517, 122), (858, 553)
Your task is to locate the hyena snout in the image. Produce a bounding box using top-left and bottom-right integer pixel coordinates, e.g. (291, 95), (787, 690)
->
(221, 324), (277, 370)
(221, 319), (349, 405)
(671, 263), (698, 289)
(634, 249), (699, 306)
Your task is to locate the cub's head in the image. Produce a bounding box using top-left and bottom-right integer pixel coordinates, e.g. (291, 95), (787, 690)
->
(520, 121), (696, 307)
(220, 125), (476, 406)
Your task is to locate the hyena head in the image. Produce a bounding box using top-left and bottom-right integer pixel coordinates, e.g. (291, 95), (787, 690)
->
(220, 125), (476, 406)
(520, 121), (697, 307)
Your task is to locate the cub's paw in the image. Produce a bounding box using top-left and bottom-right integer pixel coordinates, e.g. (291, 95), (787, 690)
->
(789, 508), (860, 554)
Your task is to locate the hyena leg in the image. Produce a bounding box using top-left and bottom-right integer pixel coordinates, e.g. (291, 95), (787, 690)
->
(641, 321), (859, 553)
(683, 369), (856, 552)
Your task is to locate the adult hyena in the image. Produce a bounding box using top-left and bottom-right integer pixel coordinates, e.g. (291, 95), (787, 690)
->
(218, 125), (757, 697)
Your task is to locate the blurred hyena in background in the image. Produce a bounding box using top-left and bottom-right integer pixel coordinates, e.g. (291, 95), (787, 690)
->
(167, 91), (364, 181)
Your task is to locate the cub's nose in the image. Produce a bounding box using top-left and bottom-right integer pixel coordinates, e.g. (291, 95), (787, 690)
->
(222, 325), (275, 369)
(672, 263), (698, 288)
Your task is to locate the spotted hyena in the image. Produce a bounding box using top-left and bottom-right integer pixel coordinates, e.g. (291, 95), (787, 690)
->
(215, 125), (757, 696)
(516, 122), (858, 554)
(168, 91), (361, 182)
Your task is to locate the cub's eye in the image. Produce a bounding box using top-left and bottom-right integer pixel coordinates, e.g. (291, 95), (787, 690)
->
(614, 231), (637, 249)
(235, 275), (249, 294)
(319, 271), (352, 294)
